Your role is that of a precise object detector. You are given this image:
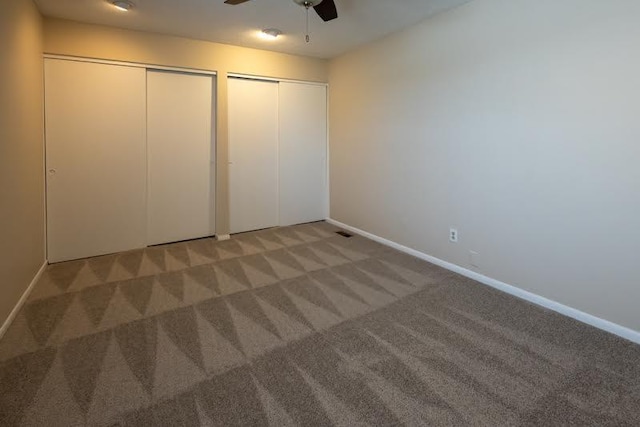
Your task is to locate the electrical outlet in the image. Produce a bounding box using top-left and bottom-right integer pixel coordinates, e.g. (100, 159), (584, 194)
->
(449, 228), (458, 243)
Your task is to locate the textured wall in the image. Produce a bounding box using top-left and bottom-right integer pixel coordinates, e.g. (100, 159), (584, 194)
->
(0, 0), (45, 327)
(329, 0), (640, 331)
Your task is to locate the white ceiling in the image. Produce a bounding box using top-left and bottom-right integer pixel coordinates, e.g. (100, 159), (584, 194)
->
(34, 0), (472, 59)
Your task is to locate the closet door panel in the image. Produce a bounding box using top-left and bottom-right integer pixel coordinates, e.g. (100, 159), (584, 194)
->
(228, 78), (279, 234)
(45, 59), (147, 263)
(146, 71), (214, 245)
(279, 82), (327, 226)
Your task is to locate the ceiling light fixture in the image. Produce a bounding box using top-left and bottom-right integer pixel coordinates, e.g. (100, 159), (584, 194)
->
(260, 28), (282, 40)
(111, 0), (134, 12)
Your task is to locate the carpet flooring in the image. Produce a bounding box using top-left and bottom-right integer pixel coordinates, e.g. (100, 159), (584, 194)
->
(1, 221), (639, 426)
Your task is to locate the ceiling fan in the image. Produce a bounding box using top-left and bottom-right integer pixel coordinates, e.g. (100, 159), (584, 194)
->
(224, 0), (338, 23)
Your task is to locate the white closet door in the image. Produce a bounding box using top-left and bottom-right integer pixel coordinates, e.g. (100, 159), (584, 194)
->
(279, 82), (327, 226)
(228, 78), (279, 234)
(147, 71), (214, 245)
(45, 59), (147, 263)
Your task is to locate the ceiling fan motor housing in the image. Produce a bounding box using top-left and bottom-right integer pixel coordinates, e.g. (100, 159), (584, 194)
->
(293, 0), (324, 7)
(224, 0), (337, 23)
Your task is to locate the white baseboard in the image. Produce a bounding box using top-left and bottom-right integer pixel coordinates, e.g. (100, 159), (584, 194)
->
(215, 234), (231, 241)
(326, 218), (640, 345)
(0, 260), (48, 340)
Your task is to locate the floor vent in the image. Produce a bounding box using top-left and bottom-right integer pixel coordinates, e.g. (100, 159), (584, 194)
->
(336, 231), (353, 238)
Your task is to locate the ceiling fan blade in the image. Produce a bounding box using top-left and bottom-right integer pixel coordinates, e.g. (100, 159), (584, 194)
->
(224, 0), (251, 5)
(313, 0), (338, 22)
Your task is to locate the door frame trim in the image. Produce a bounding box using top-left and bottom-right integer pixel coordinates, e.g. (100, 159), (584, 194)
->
(227, 72), (327, 87)
(43, 54), (218, 76)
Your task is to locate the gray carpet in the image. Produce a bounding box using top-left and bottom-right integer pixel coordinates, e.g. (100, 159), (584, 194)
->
(1, 221), (639, 426)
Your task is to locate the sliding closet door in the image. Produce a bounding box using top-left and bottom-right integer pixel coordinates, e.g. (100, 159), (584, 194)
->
(147, 71), (214, 245)
(45, 59), (147, 263)
(278, 82), (327, 226)
(228, 78), (279, 234)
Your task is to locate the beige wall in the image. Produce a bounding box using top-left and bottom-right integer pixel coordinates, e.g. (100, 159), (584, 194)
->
(44, 18), (329, 236)
(0, 0), (45, 327)
(329, 0), (640, 331)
